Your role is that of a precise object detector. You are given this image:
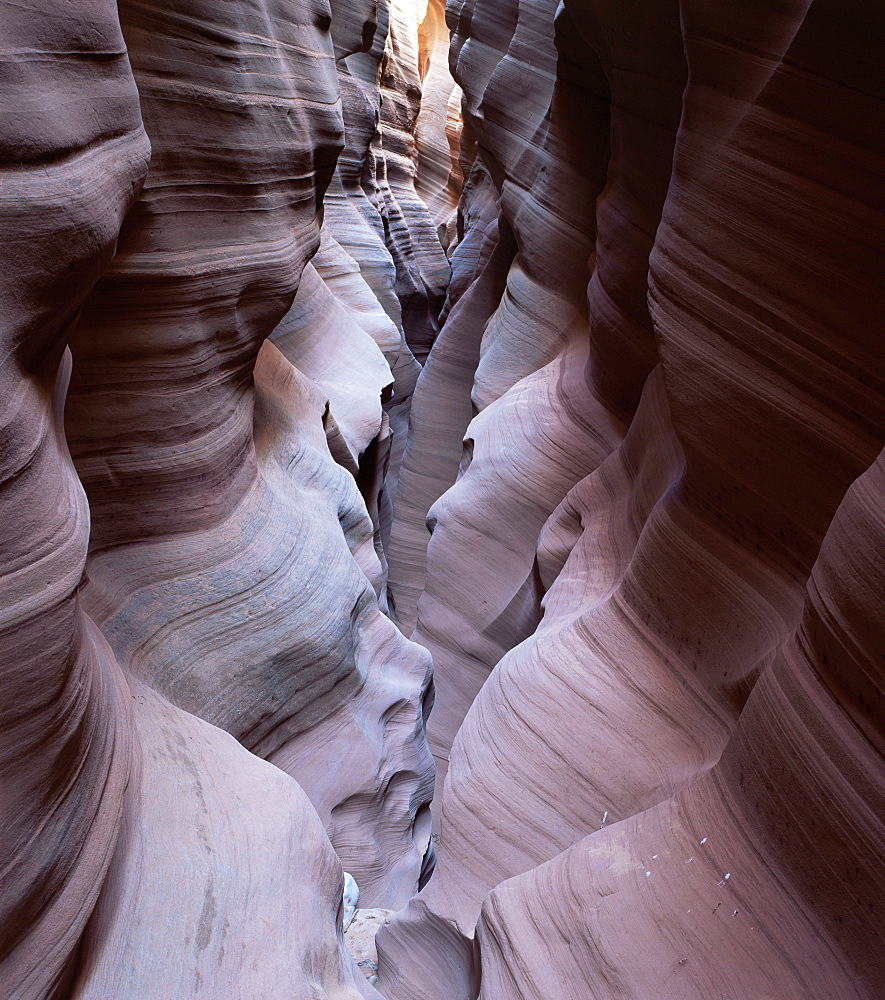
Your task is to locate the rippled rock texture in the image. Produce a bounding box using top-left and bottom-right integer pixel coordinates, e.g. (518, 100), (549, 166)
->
(378, 0), (885, 997)
(3, 0), (883, 997)
(64, 0), (445, 913)
(1, 6), (149, 994)
(2, 0), (447, 996)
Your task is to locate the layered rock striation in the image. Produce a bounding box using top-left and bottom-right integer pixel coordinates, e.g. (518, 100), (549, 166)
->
(1, 5), (149, 994)
(2, 0), (449, 996)
(378, 0), (885, 997)
(3, 0), (883, 997)
(64, 0), (439, 912)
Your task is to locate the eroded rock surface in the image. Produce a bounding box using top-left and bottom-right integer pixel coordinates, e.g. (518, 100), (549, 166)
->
(3, 0), (883, 997)
(378, 0), (885, 997)
(2, 0), (445, 995)
(0, 4), (148, 994)
(64, 0), (436, 910)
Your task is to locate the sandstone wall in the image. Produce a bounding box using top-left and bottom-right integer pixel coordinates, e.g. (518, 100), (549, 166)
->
(0, 5), (149, 993)
(3, 0), (882, 996)
(1, 0), (447, 995)
(63, 0), (443, 913)
(378, 0), (885, 996)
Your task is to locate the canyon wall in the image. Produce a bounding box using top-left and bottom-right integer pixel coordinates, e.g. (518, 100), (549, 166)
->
(2, 0), (883, 998)
(64, 0), (439, 911)
(378, 0), (885, 997)
(0, 5), (149, 994)
(1, 0), (447, 996)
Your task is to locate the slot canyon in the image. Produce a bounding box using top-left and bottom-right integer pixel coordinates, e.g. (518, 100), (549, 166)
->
(1, 0), (883, 997)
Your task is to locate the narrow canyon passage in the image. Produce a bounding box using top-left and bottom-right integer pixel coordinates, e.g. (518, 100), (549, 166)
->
(1, 1), (883, 1000)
